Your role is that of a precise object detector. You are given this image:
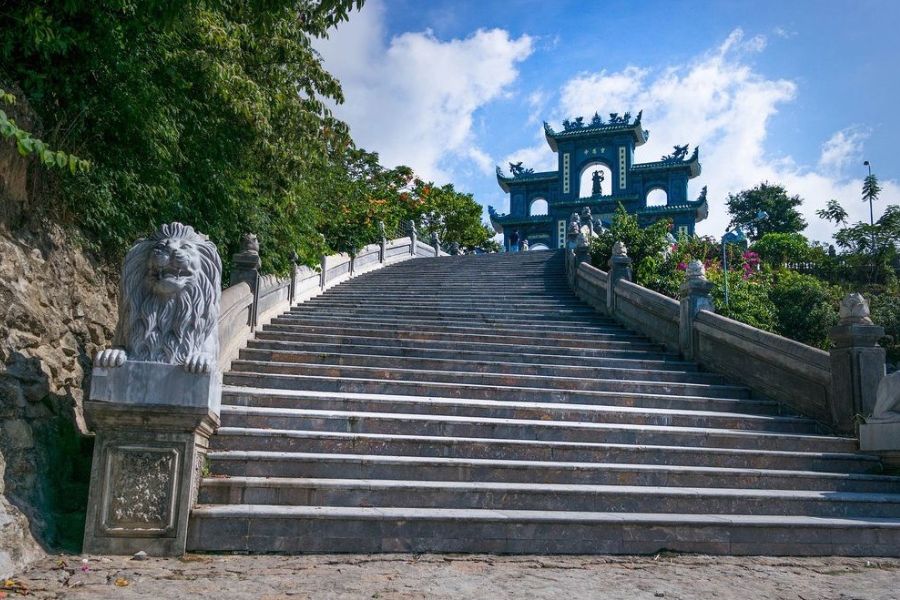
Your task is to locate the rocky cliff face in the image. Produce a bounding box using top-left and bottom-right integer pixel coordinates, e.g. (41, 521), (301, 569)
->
(0, 88), (118, 576)
(0, 225), (118, 576)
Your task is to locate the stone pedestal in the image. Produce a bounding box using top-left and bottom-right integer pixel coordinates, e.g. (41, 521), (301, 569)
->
(860, 421), (900, 470)
(678, 261), (714, 361)
(829, 323), (885, 434)
(83, 362), (220, 556)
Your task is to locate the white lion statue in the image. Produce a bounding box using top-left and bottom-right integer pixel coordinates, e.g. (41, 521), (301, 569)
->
(94, 222), (222, 374)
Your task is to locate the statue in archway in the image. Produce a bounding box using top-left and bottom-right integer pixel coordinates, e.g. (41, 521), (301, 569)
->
(591, 169), (604, 196)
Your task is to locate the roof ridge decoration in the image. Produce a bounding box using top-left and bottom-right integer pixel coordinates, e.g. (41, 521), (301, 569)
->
(508, 161), (534, 177)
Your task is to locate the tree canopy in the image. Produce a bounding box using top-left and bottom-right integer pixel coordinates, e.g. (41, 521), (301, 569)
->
(0, 1), (492, 274)
(725, 182), (807, 241)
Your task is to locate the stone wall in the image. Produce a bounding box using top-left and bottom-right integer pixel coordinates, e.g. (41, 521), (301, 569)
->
(0, 225), (117, 575)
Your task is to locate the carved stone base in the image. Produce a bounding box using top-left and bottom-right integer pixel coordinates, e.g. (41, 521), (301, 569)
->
(83, 363), (219, 556)
(860, 421), (900, 472)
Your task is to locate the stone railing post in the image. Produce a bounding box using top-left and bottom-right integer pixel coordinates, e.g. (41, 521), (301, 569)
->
(84, 222), (222, 556)
(431, 231), (441, 257)
(829, 293), (886, 434)
(378, 221), (386, 264)
(606, 241), (632, 315)
(405, 220), (417, 256)
(288, 251), (298, 305)
(678, 260), (714, 361)
(231, 233), (260, 328)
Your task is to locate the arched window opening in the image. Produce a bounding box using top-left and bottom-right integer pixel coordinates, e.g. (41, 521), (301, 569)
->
(579, 163), (612, 198)
(529, 243), (550, 251)
(646, 187), (668, 207)
(529, 198), (548, 216)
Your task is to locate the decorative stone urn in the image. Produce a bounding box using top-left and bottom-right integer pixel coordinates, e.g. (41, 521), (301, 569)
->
(84, 222), (222, 555)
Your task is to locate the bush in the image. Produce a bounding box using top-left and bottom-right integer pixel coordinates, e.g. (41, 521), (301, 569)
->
(590, 205), (670, 275)
(768, 271), (839, 349)
(751, 232), (813, 266)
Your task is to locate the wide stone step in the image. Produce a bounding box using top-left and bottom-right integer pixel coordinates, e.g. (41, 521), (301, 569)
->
(185, 505), (900, 555)
(281, 311), (617, 331)
(245, 339), (696, 372)
(262, 323), (668, 352)
(319, 291), (583, 303)
(222, 371), (775, 414)
(220, 388), (815, 433)
(309, 295), (589, 308)
(205, 451), (899, 493)
(229, 359), (749, 399)
(238, 348), (728, 385)
(197, 477), (900, 519)
(211, 425), (877, 473)
(275, 314), (635, 337)
(217, 406), (850, 453)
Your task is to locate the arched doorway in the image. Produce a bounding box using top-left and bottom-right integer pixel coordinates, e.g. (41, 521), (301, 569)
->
(646, 187), (668, 207)
(579, 162), (613, 198)
(529, 197), (548, 216)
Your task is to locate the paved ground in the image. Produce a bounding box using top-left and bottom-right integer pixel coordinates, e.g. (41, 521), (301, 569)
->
(7, 554), (900, 599)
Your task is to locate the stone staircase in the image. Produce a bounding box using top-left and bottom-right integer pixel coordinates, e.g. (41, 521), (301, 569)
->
(187, 250), (900, 555)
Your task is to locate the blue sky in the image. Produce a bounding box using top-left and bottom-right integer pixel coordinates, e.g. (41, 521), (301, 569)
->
(317, 0), (899, 242)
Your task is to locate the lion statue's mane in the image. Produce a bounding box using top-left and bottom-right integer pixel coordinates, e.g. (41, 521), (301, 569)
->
(97, 222), (222, 373)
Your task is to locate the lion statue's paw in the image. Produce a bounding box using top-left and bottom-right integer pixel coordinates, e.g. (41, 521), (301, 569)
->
(95, 348), (127, 368)
(183, 353), (213, 374)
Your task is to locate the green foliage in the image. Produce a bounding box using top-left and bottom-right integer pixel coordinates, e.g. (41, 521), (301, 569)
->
(1, 0), (364, 272)
(706, 267), (777, 331)
(768, 270), (840, 349)
(870, 286), (900, 364)
(862, 173), (882, 209)
(0, 88), (90, 173)
(590, 205), (671, 276)
(413, 180), (495, 251)
(751, 232), (813, 266)
(725, 182), (807, 241)
(817, 199), (848, 225)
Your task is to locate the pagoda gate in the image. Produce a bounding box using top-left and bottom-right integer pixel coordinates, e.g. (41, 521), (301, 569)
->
(489, 111), (708, 251)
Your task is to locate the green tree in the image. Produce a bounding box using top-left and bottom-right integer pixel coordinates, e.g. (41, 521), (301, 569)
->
(725, 182), (807, 241)
(412, 180), (495, 250)
(816, 199), (849, 225)
(767, 271), (839, 349)
(590, 205), (671, 280)
(751, 232), (813, 266)
(1, 0), (363, 272)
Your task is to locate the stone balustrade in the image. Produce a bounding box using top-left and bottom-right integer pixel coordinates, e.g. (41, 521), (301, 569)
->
(565, 244), (890, 438)
(83, 223), (446, 556)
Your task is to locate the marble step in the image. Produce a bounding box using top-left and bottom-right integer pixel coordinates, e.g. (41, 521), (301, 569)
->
(270, 317), (645, 339)
(261, 323), (670, 352)
(249, 332), (682, 362)
(185, 506), (900, 555)
(228, 359), (750, 399)
(245, 339), (697, 371)
(205, 451), (899, 493)
(197, 477), (900, 518)
(217, 406), (851, 453)
(210, 426), (875, 472)
(237, 347), (731, 385)
(222, 371), (776, 414)
(219, 388), (815, 433)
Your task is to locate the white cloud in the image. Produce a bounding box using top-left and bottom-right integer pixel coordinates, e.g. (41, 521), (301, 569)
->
(819, 127), (868, 172)
(519, 28), (898, 243)
(315, 0), (533, 181)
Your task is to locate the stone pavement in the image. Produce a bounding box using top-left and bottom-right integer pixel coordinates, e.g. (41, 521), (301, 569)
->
(8, 554), (900, 599)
